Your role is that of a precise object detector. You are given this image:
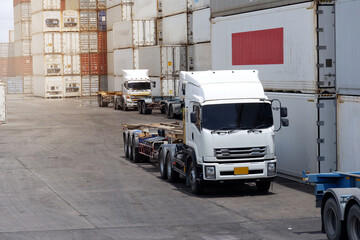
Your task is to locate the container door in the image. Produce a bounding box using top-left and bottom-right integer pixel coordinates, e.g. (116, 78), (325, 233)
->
(318, 97), (337, 173)
(317, 4), (336, 90)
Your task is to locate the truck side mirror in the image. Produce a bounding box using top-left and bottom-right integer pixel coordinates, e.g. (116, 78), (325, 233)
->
(281, 118), (289, 127)
(280, 107), (288, 118)
(190, 112), (197, 123)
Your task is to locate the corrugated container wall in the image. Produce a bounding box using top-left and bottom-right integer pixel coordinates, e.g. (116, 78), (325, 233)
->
(210, 0), (312, 17)
(0, 82), (6, 123)
(335, 0), (360, 96)
(32, 0), (61, 13)
(212, 2), (318, 93)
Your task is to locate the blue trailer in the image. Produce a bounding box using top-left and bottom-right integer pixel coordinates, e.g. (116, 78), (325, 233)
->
(303, 171), (360, 240)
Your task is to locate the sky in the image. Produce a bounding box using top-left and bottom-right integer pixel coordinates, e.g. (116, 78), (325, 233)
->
(0, 0), (14, 43)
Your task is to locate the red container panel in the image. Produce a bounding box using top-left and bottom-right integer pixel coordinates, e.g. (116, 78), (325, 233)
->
(90, 53), (99, 75)
(98, 32), (107, 53)
(7, 57), (15, 77)
(232, 28), (284, 65)
(81, 53), (90, 75)
(0, 58), (9, 78)
(14, 56), (32, 76)
(13, 0), (30, 7)
(98, 53), (107, 75)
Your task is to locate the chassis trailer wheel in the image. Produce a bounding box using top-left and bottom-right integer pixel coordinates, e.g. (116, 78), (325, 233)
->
(123, 133), (129, 158)
(347, 204), (360, 240)
(323, 198), (346, 240)
(132, 138), (141, 163)
(187, 160), (203, 194)
(166, 153), (178, 182)
(158, 150), (167, 179)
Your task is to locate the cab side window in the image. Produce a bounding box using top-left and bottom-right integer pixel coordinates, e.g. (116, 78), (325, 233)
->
(193, 105), (201, 131)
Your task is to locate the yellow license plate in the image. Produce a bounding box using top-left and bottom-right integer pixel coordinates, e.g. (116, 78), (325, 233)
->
(234, 167), (249, 175)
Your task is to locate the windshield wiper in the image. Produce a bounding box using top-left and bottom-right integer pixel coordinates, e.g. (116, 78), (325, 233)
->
(211, 127), (234, 134)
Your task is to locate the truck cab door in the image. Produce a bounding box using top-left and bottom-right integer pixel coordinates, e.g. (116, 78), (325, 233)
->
(186, 102), (202, 159)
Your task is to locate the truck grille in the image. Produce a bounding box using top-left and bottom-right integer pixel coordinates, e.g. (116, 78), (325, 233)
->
(214, 147), (266, 160)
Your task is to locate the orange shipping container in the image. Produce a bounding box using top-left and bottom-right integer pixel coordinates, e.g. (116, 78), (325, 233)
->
(13, 0), (30, 7)
(7, 57), (16, 77)
(0, 58), (9, 78)
(98, 32), (107, 53)
(98, 53), (107, 75)
(15, 56), (32, 76)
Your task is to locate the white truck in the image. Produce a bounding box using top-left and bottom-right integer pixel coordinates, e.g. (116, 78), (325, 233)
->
(98, 70), (152, 110)
(123, 70), (289, 194)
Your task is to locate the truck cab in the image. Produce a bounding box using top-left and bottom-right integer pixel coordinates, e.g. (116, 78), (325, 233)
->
(114, 70), (152, 110)
(181, 70), (287, 192)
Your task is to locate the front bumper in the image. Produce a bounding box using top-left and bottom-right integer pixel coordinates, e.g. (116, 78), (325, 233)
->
(200, 159), (276, 181)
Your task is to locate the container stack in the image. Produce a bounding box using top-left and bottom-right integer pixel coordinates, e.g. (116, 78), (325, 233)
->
(0, 43), (9, 82)
(335, 0), (360, 172)
(79, 0), (107, 96)
(107, 0), (212, 96)
(14, 0), (32, 94)
(210, 0), (338, 178)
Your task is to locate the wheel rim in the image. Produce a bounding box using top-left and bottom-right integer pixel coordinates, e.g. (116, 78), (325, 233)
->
(325, 207), (337, 236)
(350, 211), (360, 239)
(166, 155), (172, 179)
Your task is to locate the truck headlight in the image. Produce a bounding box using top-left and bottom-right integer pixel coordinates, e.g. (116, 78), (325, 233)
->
(267, 163), (276, 176)
(205, 166), (216, 179)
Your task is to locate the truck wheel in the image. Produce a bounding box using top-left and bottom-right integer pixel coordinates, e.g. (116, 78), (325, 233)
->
(122, 101), (128, 111)
(141, 102), (147, 114)
(158, 149), (167, 179)
(138, 102), (143, 114)
(256, 180), (271, 193)
(324, 198), (346, 240)
(168, 105), (174, 119)
(129, 135), (134, 161)
(166, 152), (178, 182)
(132, 138), (141, 163)
(98, 95), (102, 107)
(114, 99), (119, 110)
(347, 204), (360, 240)
(160, 105), (166, 114)
(164, 104), (169, 116)
(123, 133), (129, 158)
(188, 160), (203, 194)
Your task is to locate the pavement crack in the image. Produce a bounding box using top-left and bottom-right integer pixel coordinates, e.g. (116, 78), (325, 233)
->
(14, 157), (97, 229)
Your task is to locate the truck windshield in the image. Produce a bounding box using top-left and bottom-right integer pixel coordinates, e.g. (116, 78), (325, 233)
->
(127, 82), (151, 90)
(202, 103), (273, 131)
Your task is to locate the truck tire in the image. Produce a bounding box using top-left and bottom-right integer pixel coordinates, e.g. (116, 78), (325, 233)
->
(132, 138), (141, 163)
(114, 99), (119, 110)
(123, 133), (129, 158)
(138, 101), (143, 114)
(256, 180), (271, 193)
(323, 198), (346, 240)
(129, 135), (134, 161)
(158, 149), (167, 179)
(168, 105), (174, 119)
(98, 95), (102, 107)
(188, 160), (203, 194)
(347, 204), (360, 240)
(166, 152), (178, 182)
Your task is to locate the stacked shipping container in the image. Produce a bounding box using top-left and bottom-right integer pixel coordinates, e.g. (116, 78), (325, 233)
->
(211, 0), (339, 178)
(14, 0), (32, 94)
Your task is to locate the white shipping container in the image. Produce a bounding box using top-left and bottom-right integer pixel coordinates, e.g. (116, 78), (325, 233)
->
(99, 76), (108, 91)
(107, 75), (115, 91)
(14, 40), (31, 57)
(188, 0), (210, 11)
(32, 32), (62, 55)
(62, 32), (80, 54)
(32, 0), (61, 13)
(337, 95), (360, 172)
(80, 11), (98, 31)
(14, 3), (31, 23)
(0, 82), (6, 123)
(150, 77), (179, 97)
(33, 55), (63, 76)
(139, 45), (187, 77)
(8, 43), (15, 58)
(107, 52), (114, 75)
(336, 0), (360, 95)
(0, 43), (9, 58)
(113, 20), (157, 49)
(107, 4), (131, 31)
(188, 43), (212, 71)
(133, 0), (158, 19)
(192, 8), (210, 44)
(114, 49), (139, 76)
(63, 55), (81, 75)
(7, 77), (23, 94)
(32, 11), (61, 34)
(64, 76), (81, 97)
(9, 30), (15, 43)
(266, 92), (337, 177)
(33, 76), (63, 98)
(162, 0), (187, 17)
(24, 76), (33, 94)
(212, 3), (318, 93)
(82, 75), (90, 96)
(162, 13), (188, 45)
(80, 0), (97, 9)
(107, 30), (114, 52)
(80, 32), (98, 53)
(90, 75), (99, 95)
(14, 21), (32, 41)
(63, 10), (80, 32)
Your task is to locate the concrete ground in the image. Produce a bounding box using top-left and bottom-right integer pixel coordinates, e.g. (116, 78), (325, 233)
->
(0, 95), (327, 240)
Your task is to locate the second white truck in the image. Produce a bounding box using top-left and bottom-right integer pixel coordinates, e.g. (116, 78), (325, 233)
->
(123, 70), (289, 194)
